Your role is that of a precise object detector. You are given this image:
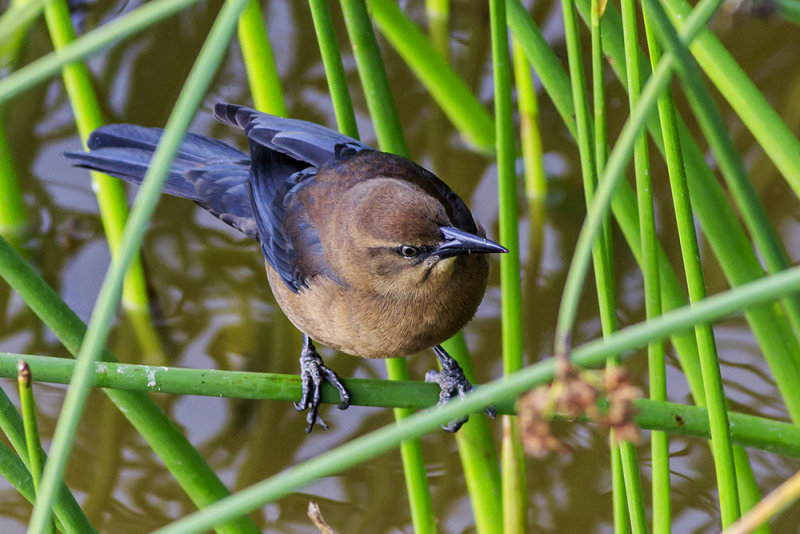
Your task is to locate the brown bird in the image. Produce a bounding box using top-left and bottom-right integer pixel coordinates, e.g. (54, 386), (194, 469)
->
(66, 103), (507, 432)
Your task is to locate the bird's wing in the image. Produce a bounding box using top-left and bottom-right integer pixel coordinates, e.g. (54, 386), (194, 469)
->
(214, 103), (367, 292)
(66, 124), (259, 239)
(213, 103), (370, 166)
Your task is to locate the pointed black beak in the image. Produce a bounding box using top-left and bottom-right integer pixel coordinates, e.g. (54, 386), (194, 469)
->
(433, 226), (508, 259)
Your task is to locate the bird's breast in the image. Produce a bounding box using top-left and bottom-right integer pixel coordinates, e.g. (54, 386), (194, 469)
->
(265, 257), (488, 358)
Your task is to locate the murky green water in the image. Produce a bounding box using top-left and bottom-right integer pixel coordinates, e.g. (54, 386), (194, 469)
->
(2, 0), (800, 531)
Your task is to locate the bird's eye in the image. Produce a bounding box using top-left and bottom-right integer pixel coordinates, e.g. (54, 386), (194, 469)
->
(398, 245), (421, 258)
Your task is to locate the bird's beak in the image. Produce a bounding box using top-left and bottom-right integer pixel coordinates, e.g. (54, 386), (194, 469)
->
(433, 226), (509, 259)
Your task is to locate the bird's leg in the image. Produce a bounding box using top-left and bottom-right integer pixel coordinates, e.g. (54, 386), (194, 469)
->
(294, 334), (351, 432)
(425, 345), (496, 432)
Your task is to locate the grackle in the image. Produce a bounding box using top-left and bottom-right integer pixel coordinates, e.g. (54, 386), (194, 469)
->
(66, 103), (507, 432)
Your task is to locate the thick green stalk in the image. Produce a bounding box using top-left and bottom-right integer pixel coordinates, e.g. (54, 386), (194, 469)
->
(366, 0), (494, 152)
(6, 351), (800, 457)
(0, 0), (35, 239)
(619, 0), (670, 528)
(489, 3), (526, 533)
(339, 2), (434, 532)
(237, 0), (286, 115)
(42, 0), (152, 315)
(43, 0), (165, 368)
(27, 1), (253, 532)
(151, 262), (800, 534)
(339, 0), (407, 155)
(0, 115), (26, 238)
(0, 0), (202, 105)
(308, 0), (358, 136)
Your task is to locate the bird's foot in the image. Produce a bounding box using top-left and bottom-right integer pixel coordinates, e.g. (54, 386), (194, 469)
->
(294, 337), (350, 432)
(426, 345), (495, 433)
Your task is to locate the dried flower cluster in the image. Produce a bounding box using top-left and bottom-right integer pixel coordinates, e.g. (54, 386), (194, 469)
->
(518, 360), (641, 457)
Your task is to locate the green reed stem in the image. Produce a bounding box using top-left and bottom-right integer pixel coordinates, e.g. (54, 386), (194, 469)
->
(439, 336), (503, 534)
(641, 0), (772, 525)
(619, 0), (670, 528)
(340, 0), (407, 154)
(367, 0), (494, 152)
(0, 0), (202, 105)
(512, 40), (546, 202)
(589, 2), (630, 531)
(237, 0), (286, 116)
(561, 0), (647, 526)
(554, 0), (720, 388)
(5, 350), (800, 456)
(642, 9), (726, 534)
(417, 6), (504, 530)
(661, 0), (800, 199)
(0, 0), (44, 55)
(658, 1), (800, 341)
(0, 115), (26, 238)
(776, 0), (800, 23)
(425, 0), (450, 62)
(509, 0), (778, 515)
(339, 2), (434, 531)
(490, 2), (526, 533)
(511, 36), (545, 534)
(582, 0), (783, 513)
(41, 0), (155, 318)
(151, 262), (800, 534)
(0, 440), (35, 506)
(17, 362), (44, 495)
(0, 382), (93, 533)
(0, 0), (39, 240)
(308, 0), (358, 137)
(17, 361), (54, 534)
(27, 1), (253, 532)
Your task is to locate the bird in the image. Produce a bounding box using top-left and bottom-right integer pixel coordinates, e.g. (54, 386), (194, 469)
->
(66, 103), (507, 432)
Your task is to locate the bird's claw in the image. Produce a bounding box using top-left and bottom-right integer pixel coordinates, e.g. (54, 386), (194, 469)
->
(425, 355), (495, 433)
(295, 342), (350, 432)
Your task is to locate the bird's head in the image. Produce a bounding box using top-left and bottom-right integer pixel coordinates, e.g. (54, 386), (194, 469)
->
(329, 178), (507, 299)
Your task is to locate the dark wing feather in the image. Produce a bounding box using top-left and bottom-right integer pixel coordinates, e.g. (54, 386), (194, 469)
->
(65, 124), (257, 238)
(214, 103), (369, 166)
(215, 103), (370, 292)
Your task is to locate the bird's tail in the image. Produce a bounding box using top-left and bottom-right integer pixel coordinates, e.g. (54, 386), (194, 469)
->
(65, 124), (259, 239)
(65, 124), (248, 200)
